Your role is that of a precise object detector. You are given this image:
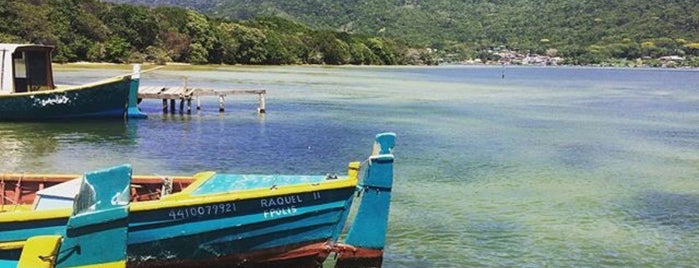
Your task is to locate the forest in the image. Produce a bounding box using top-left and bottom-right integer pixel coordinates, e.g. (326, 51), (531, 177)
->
(109, 0), (699, 67)
(0, 0), (435, 65)
(3, 0), (699, 66)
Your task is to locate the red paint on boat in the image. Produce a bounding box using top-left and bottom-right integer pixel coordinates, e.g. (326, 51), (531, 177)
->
(334, 244), (384, 268)
(0, 173), (193, 209)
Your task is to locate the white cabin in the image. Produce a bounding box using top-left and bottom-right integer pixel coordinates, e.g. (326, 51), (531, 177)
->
(0, 44), (55, 94)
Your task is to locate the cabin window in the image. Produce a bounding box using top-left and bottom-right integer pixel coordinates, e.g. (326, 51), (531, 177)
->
(12, 50), (52, 93)
(25, 50), (50, 90)
(13, 52), (26, 78)
(12, 52), (27, 93)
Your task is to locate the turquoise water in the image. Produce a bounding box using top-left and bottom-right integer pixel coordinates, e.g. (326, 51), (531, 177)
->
(1, 65), (698, 267)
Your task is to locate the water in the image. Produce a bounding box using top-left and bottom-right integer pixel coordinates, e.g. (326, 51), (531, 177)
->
(1, 65), (698, 267)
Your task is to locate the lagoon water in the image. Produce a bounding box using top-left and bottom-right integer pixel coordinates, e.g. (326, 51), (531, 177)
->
(1, 65), (698, 267)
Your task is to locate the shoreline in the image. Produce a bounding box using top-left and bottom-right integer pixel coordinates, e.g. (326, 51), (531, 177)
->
(52, 61), (699, 71)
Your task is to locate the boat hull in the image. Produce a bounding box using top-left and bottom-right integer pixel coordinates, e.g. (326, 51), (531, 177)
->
(0, 77), (131, 121)
(0, 185), (356, 267)
(126, 187), (355, 266)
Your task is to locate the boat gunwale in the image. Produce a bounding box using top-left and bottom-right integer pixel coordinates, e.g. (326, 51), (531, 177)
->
(130, 174), (358, 212)
(0, 75), (131, 98)
(0, 172), (358, 219)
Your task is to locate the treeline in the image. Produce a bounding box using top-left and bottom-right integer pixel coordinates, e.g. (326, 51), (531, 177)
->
(0, 0), (437, 65)
(110, 0), (699, 67)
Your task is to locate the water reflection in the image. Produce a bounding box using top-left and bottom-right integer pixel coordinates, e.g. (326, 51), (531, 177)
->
(0, 120), (136, 172)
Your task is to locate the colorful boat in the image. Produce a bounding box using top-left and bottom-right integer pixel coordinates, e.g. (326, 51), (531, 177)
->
(0, 44), (146, 120)
(0, 133), (396, 267)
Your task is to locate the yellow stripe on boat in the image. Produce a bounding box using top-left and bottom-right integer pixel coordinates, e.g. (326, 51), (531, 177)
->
(0, 240), (25, 250)
(0, 208), (71, 223)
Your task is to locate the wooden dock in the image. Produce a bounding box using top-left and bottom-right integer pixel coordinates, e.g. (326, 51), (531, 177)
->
(138, 86), (266, 114)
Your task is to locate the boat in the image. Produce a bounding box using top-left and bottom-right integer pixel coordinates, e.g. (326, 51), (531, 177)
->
(0, 133), (397, 267)
(0, 44), (147, 120)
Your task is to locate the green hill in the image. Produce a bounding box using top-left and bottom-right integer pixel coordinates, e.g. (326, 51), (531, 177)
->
(1, 0), (427, 65)
(108, 0), (699, 65)
(3, 0), (698, 65)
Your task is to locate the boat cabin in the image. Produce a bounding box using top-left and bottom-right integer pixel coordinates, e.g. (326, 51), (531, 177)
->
(0, 44), (55, 94)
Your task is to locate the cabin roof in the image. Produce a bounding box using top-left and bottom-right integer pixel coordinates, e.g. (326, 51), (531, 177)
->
(0, 43), (53, 53)
(0, 43), (54, 93)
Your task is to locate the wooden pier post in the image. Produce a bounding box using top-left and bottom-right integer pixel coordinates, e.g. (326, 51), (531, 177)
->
(179, 98), (185, 114)
(169, 99), (176, 113)
(258, 92), (266, 113)
(218, 95), (225, 112)
(162, 99), (168, 113)
(187, 99), (192, 114)
(196, 97), (201, 110)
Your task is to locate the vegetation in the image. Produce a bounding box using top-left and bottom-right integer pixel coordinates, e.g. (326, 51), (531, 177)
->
(108, 0), (699, 66)
(2, 0), (698, 66)
(0, 0), (436, 65)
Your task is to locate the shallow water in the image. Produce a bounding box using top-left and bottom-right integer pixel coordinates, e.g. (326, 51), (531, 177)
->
(1, 65), (698, 267)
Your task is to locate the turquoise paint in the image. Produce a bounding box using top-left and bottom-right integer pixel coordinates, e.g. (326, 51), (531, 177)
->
(0, 260), (17, 267)
(330, 194), (356, 242)
(0, 224), (66, 243)
(343, 132), (396, 249)
(127, 210), (343, 261)
(55, 164), (131, 268)
(126, 77), (147, 119)
(125, 188), (356, 264)
(192, 174), (329, 196)
(127, 196), (351, 245)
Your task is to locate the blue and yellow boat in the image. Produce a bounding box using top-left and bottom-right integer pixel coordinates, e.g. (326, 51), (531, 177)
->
(0, 133), (396, 267)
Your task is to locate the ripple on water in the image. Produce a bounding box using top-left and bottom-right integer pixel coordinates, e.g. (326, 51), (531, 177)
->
(627, 191), (699, 232)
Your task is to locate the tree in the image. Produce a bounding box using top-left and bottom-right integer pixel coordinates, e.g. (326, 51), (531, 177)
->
(228, 24), (268, 64)
(104, 36), (131, 63)
(188, 43), (208, 64)
(366, 38), (397, 65)
(100, 4), (159, 51)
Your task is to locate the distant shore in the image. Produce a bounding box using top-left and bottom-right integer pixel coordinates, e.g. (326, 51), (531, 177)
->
(52, 61), (699, 71)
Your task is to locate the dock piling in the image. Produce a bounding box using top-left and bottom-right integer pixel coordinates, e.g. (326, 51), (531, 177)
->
(258, 93), (266, 114)
(218, 96), (225, 112)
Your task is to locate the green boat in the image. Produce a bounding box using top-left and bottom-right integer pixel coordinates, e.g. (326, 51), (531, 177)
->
(0, 44), (138, 120)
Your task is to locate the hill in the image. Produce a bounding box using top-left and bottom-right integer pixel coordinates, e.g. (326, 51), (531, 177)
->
(1, 0), (430, 65)
(108, 0), (699, 65)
